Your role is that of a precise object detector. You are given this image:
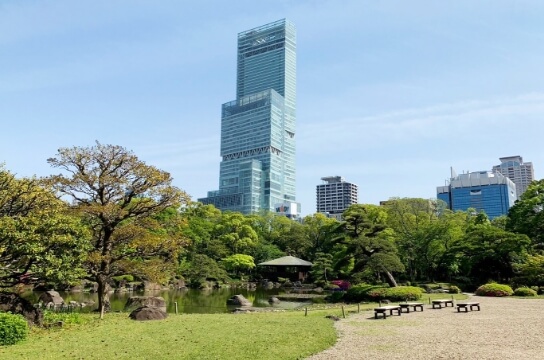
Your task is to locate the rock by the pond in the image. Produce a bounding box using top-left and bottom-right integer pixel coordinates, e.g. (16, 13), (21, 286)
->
(125, 296), (166, 312)
(0, 292), (43, 326)
(268, 297), (281, 304)
(226, 294), (252, 307)
(38, 290), (65, 306)
(129, 306), (168, 321)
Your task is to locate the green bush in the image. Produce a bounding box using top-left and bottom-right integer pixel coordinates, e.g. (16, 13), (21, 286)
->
(383, 286), (423, 301)
(0, 312), (29, 346)
(514, 287), (538, 297)
(344, 284), (387, 302)
(323, 283), (341, 291)
(325, 291), (345, 303)
(475, 283), (513, 297)
(112, 274), (134, 283)
(345, 284), (423, 302)
(448, 285), (461, 294)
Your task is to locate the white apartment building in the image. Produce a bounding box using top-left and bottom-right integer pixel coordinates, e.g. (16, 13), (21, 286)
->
(316, 176), (358, 220)
(492, 156), (534, 199)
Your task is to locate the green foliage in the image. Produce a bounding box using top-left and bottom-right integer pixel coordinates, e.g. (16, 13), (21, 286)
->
(513, 254), (544, 286)
(221, 254), (255, 275)
(310, 252), (335, 283)
(448, 285), (462, 294)
(513, 287), (537, 297)
(47, 142), (190, 317)
(344, 283), (388, 302)
(43, 311), (86, 325)
(325, 291), (345, 303)
(507, 179), (544, 248)
(475, 283), (513, 297)
(112, 275), (135, 283)
(0, 167), (91, 288)
(0, 312), (28, 346)
(366, 286), (423, 301)
(180, 254), (229, 287)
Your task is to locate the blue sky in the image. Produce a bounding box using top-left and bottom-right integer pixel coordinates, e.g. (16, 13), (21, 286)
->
(1, 0), (543, 216)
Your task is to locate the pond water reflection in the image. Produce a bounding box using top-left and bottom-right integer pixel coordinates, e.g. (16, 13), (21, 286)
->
(23, 287), (309, 314)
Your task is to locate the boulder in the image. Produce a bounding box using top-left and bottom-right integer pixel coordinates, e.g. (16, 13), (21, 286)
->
(129, 306), (168, 321)
(226, 294), (252, 307)
(142, 281), (162, 292)
(125, 296), (166, 312)
(38, 290), (64, 306)
(268, 297), (281, 304)
(0, 292), (43, 326)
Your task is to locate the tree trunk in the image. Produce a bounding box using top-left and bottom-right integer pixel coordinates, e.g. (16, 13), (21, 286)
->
(383, 270), (398, 287)
(97, 276), (110, 319)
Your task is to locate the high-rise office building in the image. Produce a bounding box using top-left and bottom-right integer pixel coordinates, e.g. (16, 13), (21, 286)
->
(492, 156), (534, 200)
(316, 176), (358, 220)
(437, 170), (516, 219)
(199, 19), (299, 216)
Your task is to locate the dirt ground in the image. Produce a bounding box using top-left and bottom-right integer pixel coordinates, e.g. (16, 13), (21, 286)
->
(307, 295), (544, 360)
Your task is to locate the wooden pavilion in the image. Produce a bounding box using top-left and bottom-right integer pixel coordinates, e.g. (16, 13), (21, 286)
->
(258, 255), (313, 282)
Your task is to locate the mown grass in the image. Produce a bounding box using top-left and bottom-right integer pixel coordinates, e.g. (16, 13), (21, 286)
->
(0, 310), (337, 360)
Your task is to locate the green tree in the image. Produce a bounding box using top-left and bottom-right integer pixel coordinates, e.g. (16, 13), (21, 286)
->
(222, 254), (256, 276)
(47, 143), (189, 318)
(333, 204), (404, 286)
(180, 254), (228, 287)
(448, 224), (531, 285)
(302, 213), (337, 259)
(0, 168), (90, 288)
(310, 252), (334, 284)
(507, 179), (544, 249)
(513, 254), (544, 287)
(214, 212), (258, 255)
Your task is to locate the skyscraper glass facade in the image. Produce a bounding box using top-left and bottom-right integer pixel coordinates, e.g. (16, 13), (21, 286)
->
(437, 170), (516, 219)
(199, 19), (298, 215)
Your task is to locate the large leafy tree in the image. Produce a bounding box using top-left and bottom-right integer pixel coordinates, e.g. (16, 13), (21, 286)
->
(507, 179), (544, 249)
(47, 143), (190, 318)
(0, 168), (90, 288)
(447, 224), (531, 285)
(333, 204), (404, 286)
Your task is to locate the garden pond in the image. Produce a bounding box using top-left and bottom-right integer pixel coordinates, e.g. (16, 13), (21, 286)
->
(21, 287), (313, 314)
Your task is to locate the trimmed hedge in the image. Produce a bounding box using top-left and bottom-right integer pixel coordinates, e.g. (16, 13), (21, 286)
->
(514, 287), (538, 297)
(0, 312), (29, 346)
(344, 284), (387, 302)
(475, 283), (513, 297)
(448, 285), (461, 294)
(345, 284), (423, 302)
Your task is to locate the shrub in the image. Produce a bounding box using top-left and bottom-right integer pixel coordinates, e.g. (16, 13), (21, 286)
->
(514, 287), (538, 297)
(383, 286), (423, 301)
(345, 284), (423, 302)
(344, 284), (387, 302)
(475, 283), (513, 297)
(448, 285), (461, 294)
(530, 286), (539, 293)
(0, 312), (29, 346)
(323, 283), (341, 291)
(325, 291), (345, 303)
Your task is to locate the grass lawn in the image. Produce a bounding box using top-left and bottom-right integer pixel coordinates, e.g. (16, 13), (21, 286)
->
(1, 310), (336, 360)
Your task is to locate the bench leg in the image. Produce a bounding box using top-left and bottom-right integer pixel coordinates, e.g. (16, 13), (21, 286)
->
(470, 305), (480, 311)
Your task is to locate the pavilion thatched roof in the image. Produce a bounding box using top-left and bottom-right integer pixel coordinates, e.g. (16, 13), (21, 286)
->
(258, 255), (313, 267)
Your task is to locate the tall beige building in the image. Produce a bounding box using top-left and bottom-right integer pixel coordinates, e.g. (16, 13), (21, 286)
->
(316, 176), (358, 220)
(492, 156), (534, 200)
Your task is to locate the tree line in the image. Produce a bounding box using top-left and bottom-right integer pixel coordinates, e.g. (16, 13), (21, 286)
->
(1, 143), (543, 318)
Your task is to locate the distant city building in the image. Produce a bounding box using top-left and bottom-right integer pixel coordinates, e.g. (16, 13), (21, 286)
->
(199, 19), (299, 216)
(316, 176), (358, 220)
(437, 169), (516, 219)
(492, 156), (534, 200)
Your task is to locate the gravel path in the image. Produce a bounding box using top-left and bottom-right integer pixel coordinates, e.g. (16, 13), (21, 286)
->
(307, 295), (544, 360)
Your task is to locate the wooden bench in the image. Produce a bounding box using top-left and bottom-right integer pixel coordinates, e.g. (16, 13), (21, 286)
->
(398, 302), (424, 313)
(432, 299), (454, 309)
(456, 302), (480, 312)
(374, 305), (401, 319)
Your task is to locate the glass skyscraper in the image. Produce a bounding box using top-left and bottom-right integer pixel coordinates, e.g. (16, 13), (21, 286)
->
(437, 170), (516, 219)
(199, 19), (299, 216)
